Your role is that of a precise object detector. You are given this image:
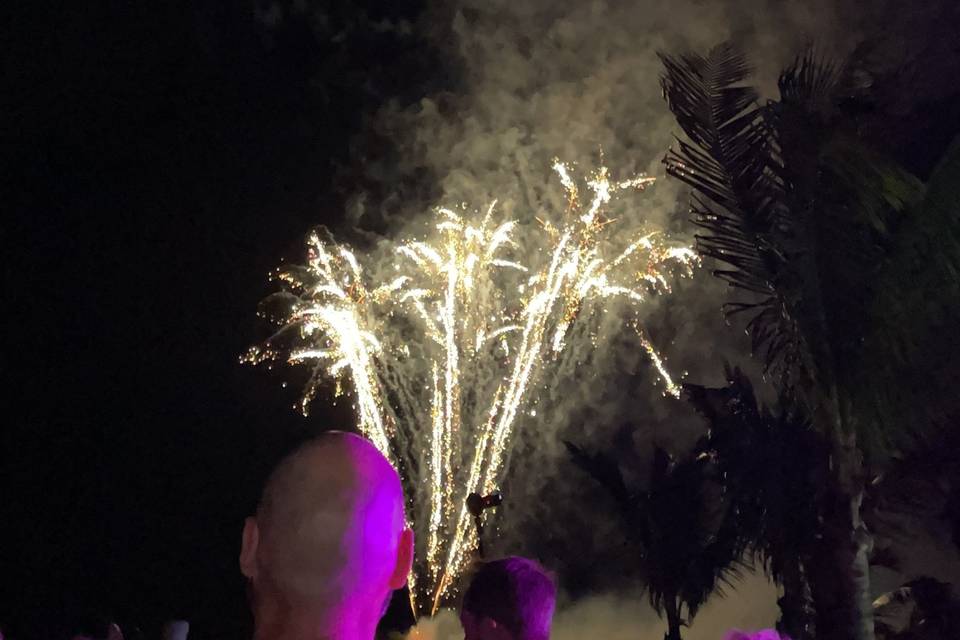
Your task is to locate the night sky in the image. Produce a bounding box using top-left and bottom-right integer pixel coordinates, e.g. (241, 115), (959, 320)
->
(6, 2), (960, 639)
(6, 2), (443, 637)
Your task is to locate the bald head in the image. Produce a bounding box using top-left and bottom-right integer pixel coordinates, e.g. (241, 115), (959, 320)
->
(241, 432), (413, 639)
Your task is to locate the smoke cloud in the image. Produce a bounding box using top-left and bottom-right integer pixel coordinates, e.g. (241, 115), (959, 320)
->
(405, 570), (779, 640)
(341, 0), (878, 593)
(345, 0), (874, 453)
(250, 0), (960, 624)
(267, 0), (922, 614)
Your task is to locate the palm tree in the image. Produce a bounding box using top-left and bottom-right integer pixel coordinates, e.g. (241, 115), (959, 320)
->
(685, 367), (825, 640)
(566, 440), (744, 640)
(659, 43), (960, 640)
(687, 368), (960, 640)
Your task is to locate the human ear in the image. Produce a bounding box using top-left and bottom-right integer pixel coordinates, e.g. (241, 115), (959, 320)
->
(239, 516), (260, 579)
(389, 527), (415, 589)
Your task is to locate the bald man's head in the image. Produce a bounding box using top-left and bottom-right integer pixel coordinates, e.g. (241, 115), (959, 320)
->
(240, 433), (413, 636)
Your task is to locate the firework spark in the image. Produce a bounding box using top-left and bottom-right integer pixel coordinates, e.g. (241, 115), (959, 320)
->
(245, 161), (699, 609)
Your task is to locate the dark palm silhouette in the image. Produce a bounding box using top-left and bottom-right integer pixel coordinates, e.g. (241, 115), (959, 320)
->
(685, 367), (825, 640)
(687, 368), (960, 640)
(864, 428), (960, 557)
(566, 440), (743, 640)
(659, 43), (960, 640)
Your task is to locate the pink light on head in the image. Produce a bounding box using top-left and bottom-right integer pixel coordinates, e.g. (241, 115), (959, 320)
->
(462, 557), (556, 640)
(244, 432), (412, 640)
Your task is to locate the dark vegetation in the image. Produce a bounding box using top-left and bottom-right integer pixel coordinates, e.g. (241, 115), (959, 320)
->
(569, 41), (960, 639)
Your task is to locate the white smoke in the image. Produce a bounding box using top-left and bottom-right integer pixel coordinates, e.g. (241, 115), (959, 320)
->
(354, 0), (861, 218)
(346, 0), (873, 588)
(404, 570), (780, 640)
(263, 0), (902, 612)
(348, 0), (870, 453)
(248, 0), (960, 625)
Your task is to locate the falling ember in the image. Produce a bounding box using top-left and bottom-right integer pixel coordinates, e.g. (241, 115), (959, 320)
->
(244, 160), (699, 609)
(639, 331), (682, 398)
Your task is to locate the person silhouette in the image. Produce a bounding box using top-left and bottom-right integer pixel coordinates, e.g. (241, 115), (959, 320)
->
(240, 432), (414, 640)
(459, 557), (556, 640)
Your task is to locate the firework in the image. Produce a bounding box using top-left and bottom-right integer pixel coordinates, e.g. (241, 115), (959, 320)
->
(245, 161), (698, 610)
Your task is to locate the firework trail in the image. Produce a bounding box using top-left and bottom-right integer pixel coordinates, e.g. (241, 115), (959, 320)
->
(245, 160), (698, 609)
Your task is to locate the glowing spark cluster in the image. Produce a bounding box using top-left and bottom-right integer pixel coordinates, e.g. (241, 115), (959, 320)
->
(245, 161), (699, 609)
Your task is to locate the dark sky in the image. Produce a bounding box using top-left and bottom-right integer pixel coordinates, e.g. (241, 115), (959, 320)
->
(5, 3), (441, 637)
(6, 2), (960, 639)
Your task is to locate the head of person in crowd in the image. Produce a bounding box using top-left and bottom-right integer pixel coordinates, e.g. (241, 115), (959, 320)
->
(460, 557), (557, 640)
(240, 432), (414, 640)
(69, 615), (123, 640)
(161, 620), (189, 640)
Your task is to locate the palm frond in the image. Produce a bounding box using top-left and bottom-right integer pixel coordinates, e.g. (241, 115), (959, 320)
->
(564, 440), (632, 509)
(786, 132), (924, 421)
(854, 136), (960, 452)
(666, 45), (945, 455)
(568, 435), (746, 628)
(686, 367), (826, 578)
(769, 49), (933, 448)
(778, 49), (847, 117)
(660, 44), (804, 387)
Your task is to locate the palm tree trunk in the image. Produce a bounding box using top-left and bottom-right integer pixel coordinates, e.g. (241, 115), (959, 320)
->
(777, 558), (814, 640)
(807, 440), (875, 640)
(663, 597), (683, 640)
